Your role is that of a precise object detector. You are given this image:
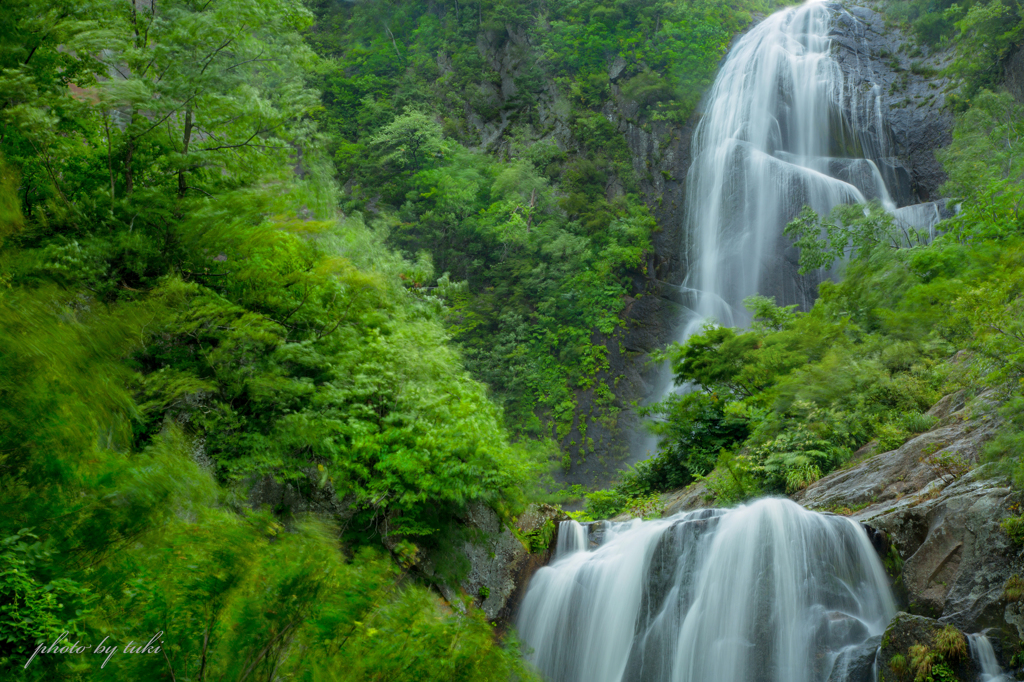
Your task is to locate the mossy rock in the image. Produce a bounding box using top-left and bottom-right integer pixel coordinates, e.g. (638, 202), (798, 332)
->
(878, 612), (979, 682)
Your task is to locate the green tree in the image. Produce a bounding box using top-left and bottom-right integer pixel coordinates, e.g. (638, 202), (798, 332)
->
(369, 108), (444, 173)
(97, 0), (319, 197)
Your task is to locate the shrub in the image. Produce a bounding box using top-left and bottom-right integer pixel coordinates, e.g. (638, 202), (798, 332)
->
(908, 643), (935, 681)
(924, 450), (972, 484)
(1004, 574), (1024, 602)
(637, 390), (750, 492)
(585, 489), (627, 520)
(876, 421), (912, 452)
(890, 653), (908, 677)
(703, 451), (761, 505)
(522, 519), (557, 553)
(625, 494), (664, 520)
(1001, 515), (1024, 545)
(902, 412), (938, 434)
(929, 661), (958, 682)
(934, 625), (967, 660)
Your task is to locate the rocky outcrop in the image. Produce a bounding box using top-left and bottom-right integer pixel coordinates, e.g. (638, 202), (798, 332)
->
(827, 635), (882, 682)
(660, 481), (715, 516)
(880, 471), (1017, 626)
(877, 613), (980, 682)
(830, 3), (955, 203)
(794, 393), (997, 512)
(406, 503), (567, 623)
(796, 392), (1024, 670)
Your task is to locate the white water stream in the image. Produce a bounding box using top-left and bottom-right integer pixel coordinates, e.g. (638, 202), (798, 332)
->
(517, 5), (969, 681)
(676, 0), (940, 336)
(637, 0), (947, 468)
(969, 633), (1013, 682)
(517, 499), (897, 682)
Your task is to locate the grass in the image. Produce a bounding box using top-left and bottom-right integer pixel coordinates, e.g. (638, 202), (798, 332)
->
(822, 499), (874, 515)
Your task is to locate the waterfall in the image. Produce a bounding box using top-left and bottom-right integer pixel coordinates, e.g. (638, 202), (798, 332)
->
(634, 0), (947, 458)
(517, 499), (896, 682)
(676, 0), (939, 338)
(554, 520), (589, 560)
(968, 633), (1012, 681)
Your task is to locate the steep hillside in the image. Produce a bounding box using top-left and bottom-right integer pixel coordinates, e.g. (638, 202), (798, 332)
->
(306, 0), (780, 484)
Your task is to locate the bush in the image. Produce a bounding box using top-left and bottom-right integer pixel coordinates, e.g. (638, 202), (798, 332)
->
(703, 451), (762, 505)
(637, 389), (750, 492)
(876, 421), (912, 452)
(934, 625), (967, 660)
(902, 412), (939, 434)
(1004, 574), (1024, 602)
(890, 653), (908, 677)
(585, 489), (628, 519)
(1001, 515), (1024, 545)
(924, 450), (972, 484)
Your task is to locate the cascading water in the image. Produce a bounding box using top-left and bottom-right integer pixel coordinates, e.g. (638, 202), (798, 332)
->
(968, 633), (1013, 682)
(675, 0), (938, 337)
(520, 5), (950, 679)
(681, 1), (850, 333)
(517, 499), (896, 682)
(639, 0), (922, 454)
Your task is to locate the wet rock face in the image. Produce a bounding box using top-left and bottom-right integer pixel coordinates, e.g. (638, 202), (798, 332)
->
(796, 392), (1024, 668)
(828, 3), (955, 203)
(827, 635), (881, 682)
(894, 480), (1016, 626)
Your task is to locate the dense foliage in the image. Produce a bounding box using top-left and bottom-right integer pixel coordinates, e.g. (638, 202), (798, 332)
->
(6, 0), (1024, 674)
(0, 0), (561, 678)
(304, 0), (777, 464)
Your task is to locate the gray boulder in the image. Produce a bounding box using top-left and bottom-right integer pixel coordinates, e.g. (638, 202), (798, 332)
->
(661, 481), (715, 516)
(827, 635), (881, 682)
(797, 392), (1024, 667)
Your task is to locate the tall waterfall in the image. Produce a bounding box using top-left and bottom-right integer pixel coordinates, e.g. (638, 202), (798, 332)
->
(677, 0), (921, 336)
(517, 499), (896, 682)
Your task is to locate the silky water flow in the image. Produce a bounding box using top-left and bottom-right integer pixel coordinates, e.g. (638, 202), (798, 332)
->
(517, 7), (951, 679)
(640, 0), (943, 454)
(674, 0), (941, 337)
(517, 499), (897, 682)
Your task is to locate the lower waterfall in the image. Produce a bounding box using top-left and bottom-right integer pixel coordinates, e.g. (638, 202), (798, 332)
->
(516, 499), (896, 682)
(968, 634), (1012, 682)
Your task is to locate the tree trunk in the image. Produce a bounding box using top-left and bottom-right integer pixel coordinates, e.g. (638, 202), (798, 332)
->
(104, 113), (115, 206)
(178, 105), (193, 197)
(124, 141), (135, 195)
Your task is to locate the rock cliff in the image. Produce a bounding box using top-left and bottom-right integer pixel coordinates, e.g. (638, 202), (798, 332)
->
(387, 503), (567, 624)
(795, 391), (1024, 673)
(829, 2), (955, 204)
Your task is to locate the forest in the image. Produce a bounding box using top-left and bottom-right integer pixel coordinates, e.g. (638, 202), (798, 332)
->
(2, 0), (1024, 679)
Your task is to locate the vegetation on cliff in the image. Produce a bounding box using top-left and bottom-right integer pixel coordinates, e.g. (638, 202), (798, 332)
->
(583, 86), (1024, 517)
(305, 0), (778, 463)
(0, 0), (563, 678)
(0, 0), (810, 677)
